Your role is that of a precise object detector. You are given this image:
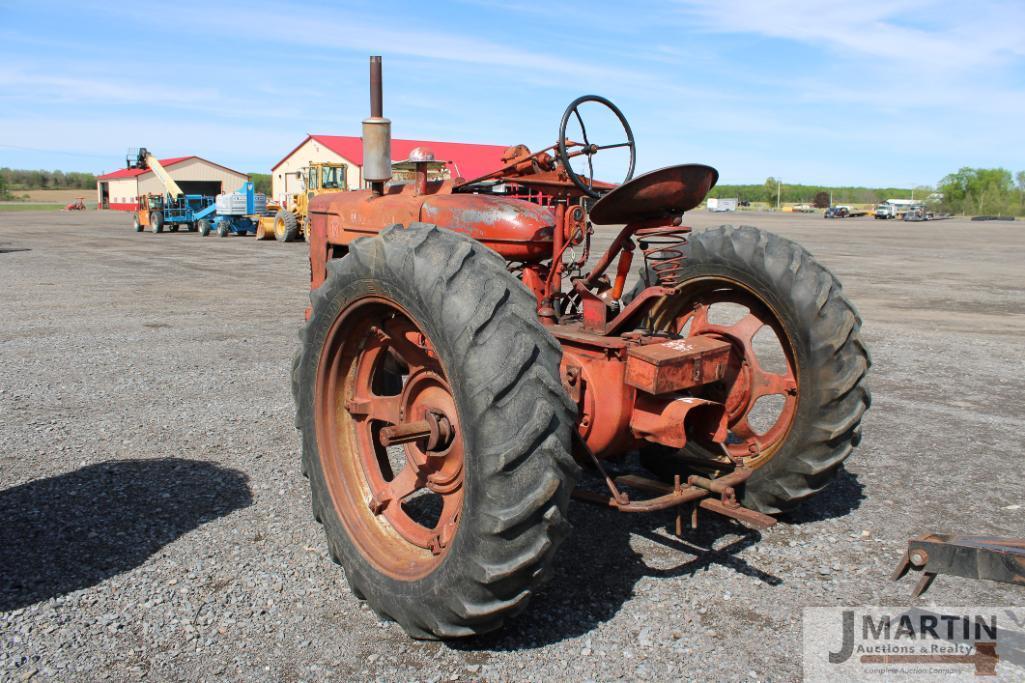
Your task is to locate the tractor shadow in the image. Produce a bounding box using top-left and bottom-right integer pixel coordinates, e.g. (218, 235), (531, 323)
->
(778, 467), (865, 525)
(450, 464), (864, 651)
(0, 458), (252, 612)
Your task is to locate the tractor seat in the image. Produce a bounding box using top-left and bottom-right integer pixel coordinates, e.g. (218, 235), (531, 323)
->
(589, 164), (719, 225)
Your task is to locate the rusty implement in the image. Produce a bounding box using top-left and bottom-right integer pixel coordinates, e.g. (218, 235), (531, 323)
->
(571, 438), (776, 531)
(893, 533), (1025, 597)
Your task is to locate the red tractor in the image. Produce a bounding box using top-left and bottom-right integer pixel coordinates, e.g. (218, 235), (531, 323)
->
(292, 58), (870, 638)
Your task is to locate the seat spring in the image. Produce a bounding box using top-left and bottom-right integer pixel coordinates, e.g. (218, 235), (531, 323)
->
(637, 226), (690, 288)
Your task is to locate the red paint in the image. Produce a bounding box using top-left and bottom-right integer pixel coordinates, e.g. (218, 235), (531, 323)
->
(96, 157), (191, 180)
(273, 135), (508, 181)
(96, 156), (246, 180)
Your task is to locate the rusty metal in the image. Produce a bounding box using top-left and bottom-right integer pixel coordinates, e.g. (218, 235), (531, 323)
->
(630, 393), (727, 449)
(306, 57), (807, 540)
(625, 335), (732, 395)
(893, 533), (1025, 597)
(316, 296), (464, 578)
(571, 465), (774, 524)
(637, 225), (690, 288)
(379, 412), (451, 450)
(362, 56), (392, 194)
(588, 164), (719, 225)
(665, 282), (800, 464)
(697, 498), (775, 530)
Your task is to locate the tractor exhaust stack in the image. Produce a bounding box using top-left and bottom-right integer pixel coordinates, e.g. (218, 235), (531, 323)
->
(363, 56), (392, 196)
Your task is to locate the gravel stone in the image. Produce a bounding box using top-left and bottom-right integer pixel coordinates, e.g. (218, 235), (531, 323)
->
(1, 211), (1023, 681)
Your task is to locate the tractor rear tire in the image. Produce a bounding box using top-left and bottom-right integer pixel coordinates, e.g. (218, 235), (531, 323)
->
(274, 209), (299, 242)
(628, 225), (870, 514)
(292, 222), (578, 638)
(150, 211), (163, 233)
(197, 219), (211, 237)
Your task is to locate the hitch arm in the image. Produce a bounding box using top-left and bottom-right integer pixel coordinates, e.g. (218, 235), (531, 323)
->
(893, 533), (1025, 597)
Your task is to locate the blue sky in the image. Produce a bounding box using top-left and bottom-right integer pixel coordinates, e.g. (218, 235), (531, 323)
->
(1, 0), (1022, 186)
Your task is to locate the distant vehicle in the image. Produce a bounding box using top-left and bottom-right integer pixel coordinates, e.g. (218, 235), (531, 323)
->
(903, 206), (933, 222)
(792, 204), (815, 213)
(875, 199), (921, 219)
(875, 204), (898, 219)
(707, 197), (738, 212)
(824, 206), (850, 219)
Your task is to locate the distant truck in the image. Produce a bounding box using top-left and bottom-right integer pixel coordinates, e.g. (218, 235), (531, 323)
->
(707, 197), (738, 212)
(875, 204), (898, 219)
(875, 199), (919, 219)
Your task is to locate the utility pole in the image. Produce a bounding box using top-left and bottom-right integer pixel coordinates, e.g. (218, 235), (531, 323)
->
(776, 179), (781, 211)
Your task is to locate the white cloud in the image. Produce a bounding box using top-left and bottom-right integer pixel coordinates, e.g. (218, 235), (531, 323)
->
(676, 0), (1025, 74)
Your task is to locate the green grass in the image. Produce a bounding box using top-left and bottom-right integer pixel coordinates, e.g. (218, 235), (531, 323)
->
(0, 203), (91, 212)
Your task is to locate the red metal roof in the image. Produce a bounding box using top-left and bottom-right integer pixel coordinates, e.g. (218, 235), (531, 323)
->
(96, 157), (192, 180)
(272, 135), (508, 181)
(96, 156), (247, 181)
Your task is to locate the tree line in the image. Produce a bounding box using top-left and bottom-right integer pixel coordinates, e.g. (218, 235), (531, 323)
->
(706, 178), (930, 206)
(249, 173), (271, 196)
(708, 169), (1025, 217)
(3, 165), (1022, 216)
(0, 167), (97, 192)
(937, 168), (1025, 217)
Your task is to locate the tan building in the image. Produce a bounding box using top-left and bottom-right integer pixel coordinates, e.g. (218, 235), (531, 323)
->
(96, 156), (248, 210)
(270, 135), (508, 203)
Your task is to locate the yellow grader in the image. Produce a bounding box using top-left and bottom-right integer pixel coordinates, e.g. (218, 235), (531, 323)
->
(256, 162), (348, 242)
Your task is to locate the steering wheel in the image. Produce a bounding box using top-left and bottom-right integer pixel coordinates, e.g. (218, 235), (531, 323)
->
(558, 95), (636, 198)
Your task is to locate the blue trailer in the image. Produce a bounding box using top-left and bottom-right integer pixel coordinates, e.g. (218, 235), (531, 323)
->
(134, 193), (216, 233)
(195, 182), (267, 237)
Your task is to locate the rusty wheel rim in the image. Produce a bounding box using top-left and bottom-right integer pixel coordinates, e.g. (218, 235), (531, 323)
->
(315, 297), (463, 580)
(670, 278), (799, 467)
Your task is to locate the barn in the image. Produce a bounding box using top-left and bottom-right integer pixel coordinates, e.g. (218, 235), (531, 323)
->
(270, 135), (508, 203)
(96, 157), (249, 211)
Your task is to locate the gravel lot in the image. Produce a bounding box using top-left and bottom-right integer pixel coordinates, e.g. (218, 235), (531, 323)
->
(2, 210), (1023, 682)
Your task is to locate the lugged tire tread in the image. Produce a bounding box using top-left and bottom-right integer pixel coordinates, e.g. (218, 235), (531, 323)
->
(631, 224), (871, 513)
(292, 222), (578, 638)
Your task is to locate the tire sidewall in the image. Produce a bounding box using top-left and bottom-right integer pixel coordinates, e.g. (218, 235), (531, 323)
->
(633, 225), (869, 513)
(300, 275), (477, 605)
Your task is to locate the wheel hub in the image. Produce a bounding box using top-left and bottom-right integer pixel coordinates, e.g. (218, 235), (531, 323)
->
(676, 286), (799, 465)
(316, 298), (466, 578)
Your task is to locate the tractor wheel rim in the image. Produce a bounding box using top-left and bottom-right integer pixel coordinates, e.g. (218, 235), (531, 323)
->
(274, 219), (284, 240)
(315, 297), (463, 580)
(671, 278), (799, 467)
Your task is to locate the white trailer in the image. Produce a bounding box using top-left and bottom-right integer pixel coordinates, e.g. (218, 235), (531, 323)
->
(707, 197), (738, 212)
